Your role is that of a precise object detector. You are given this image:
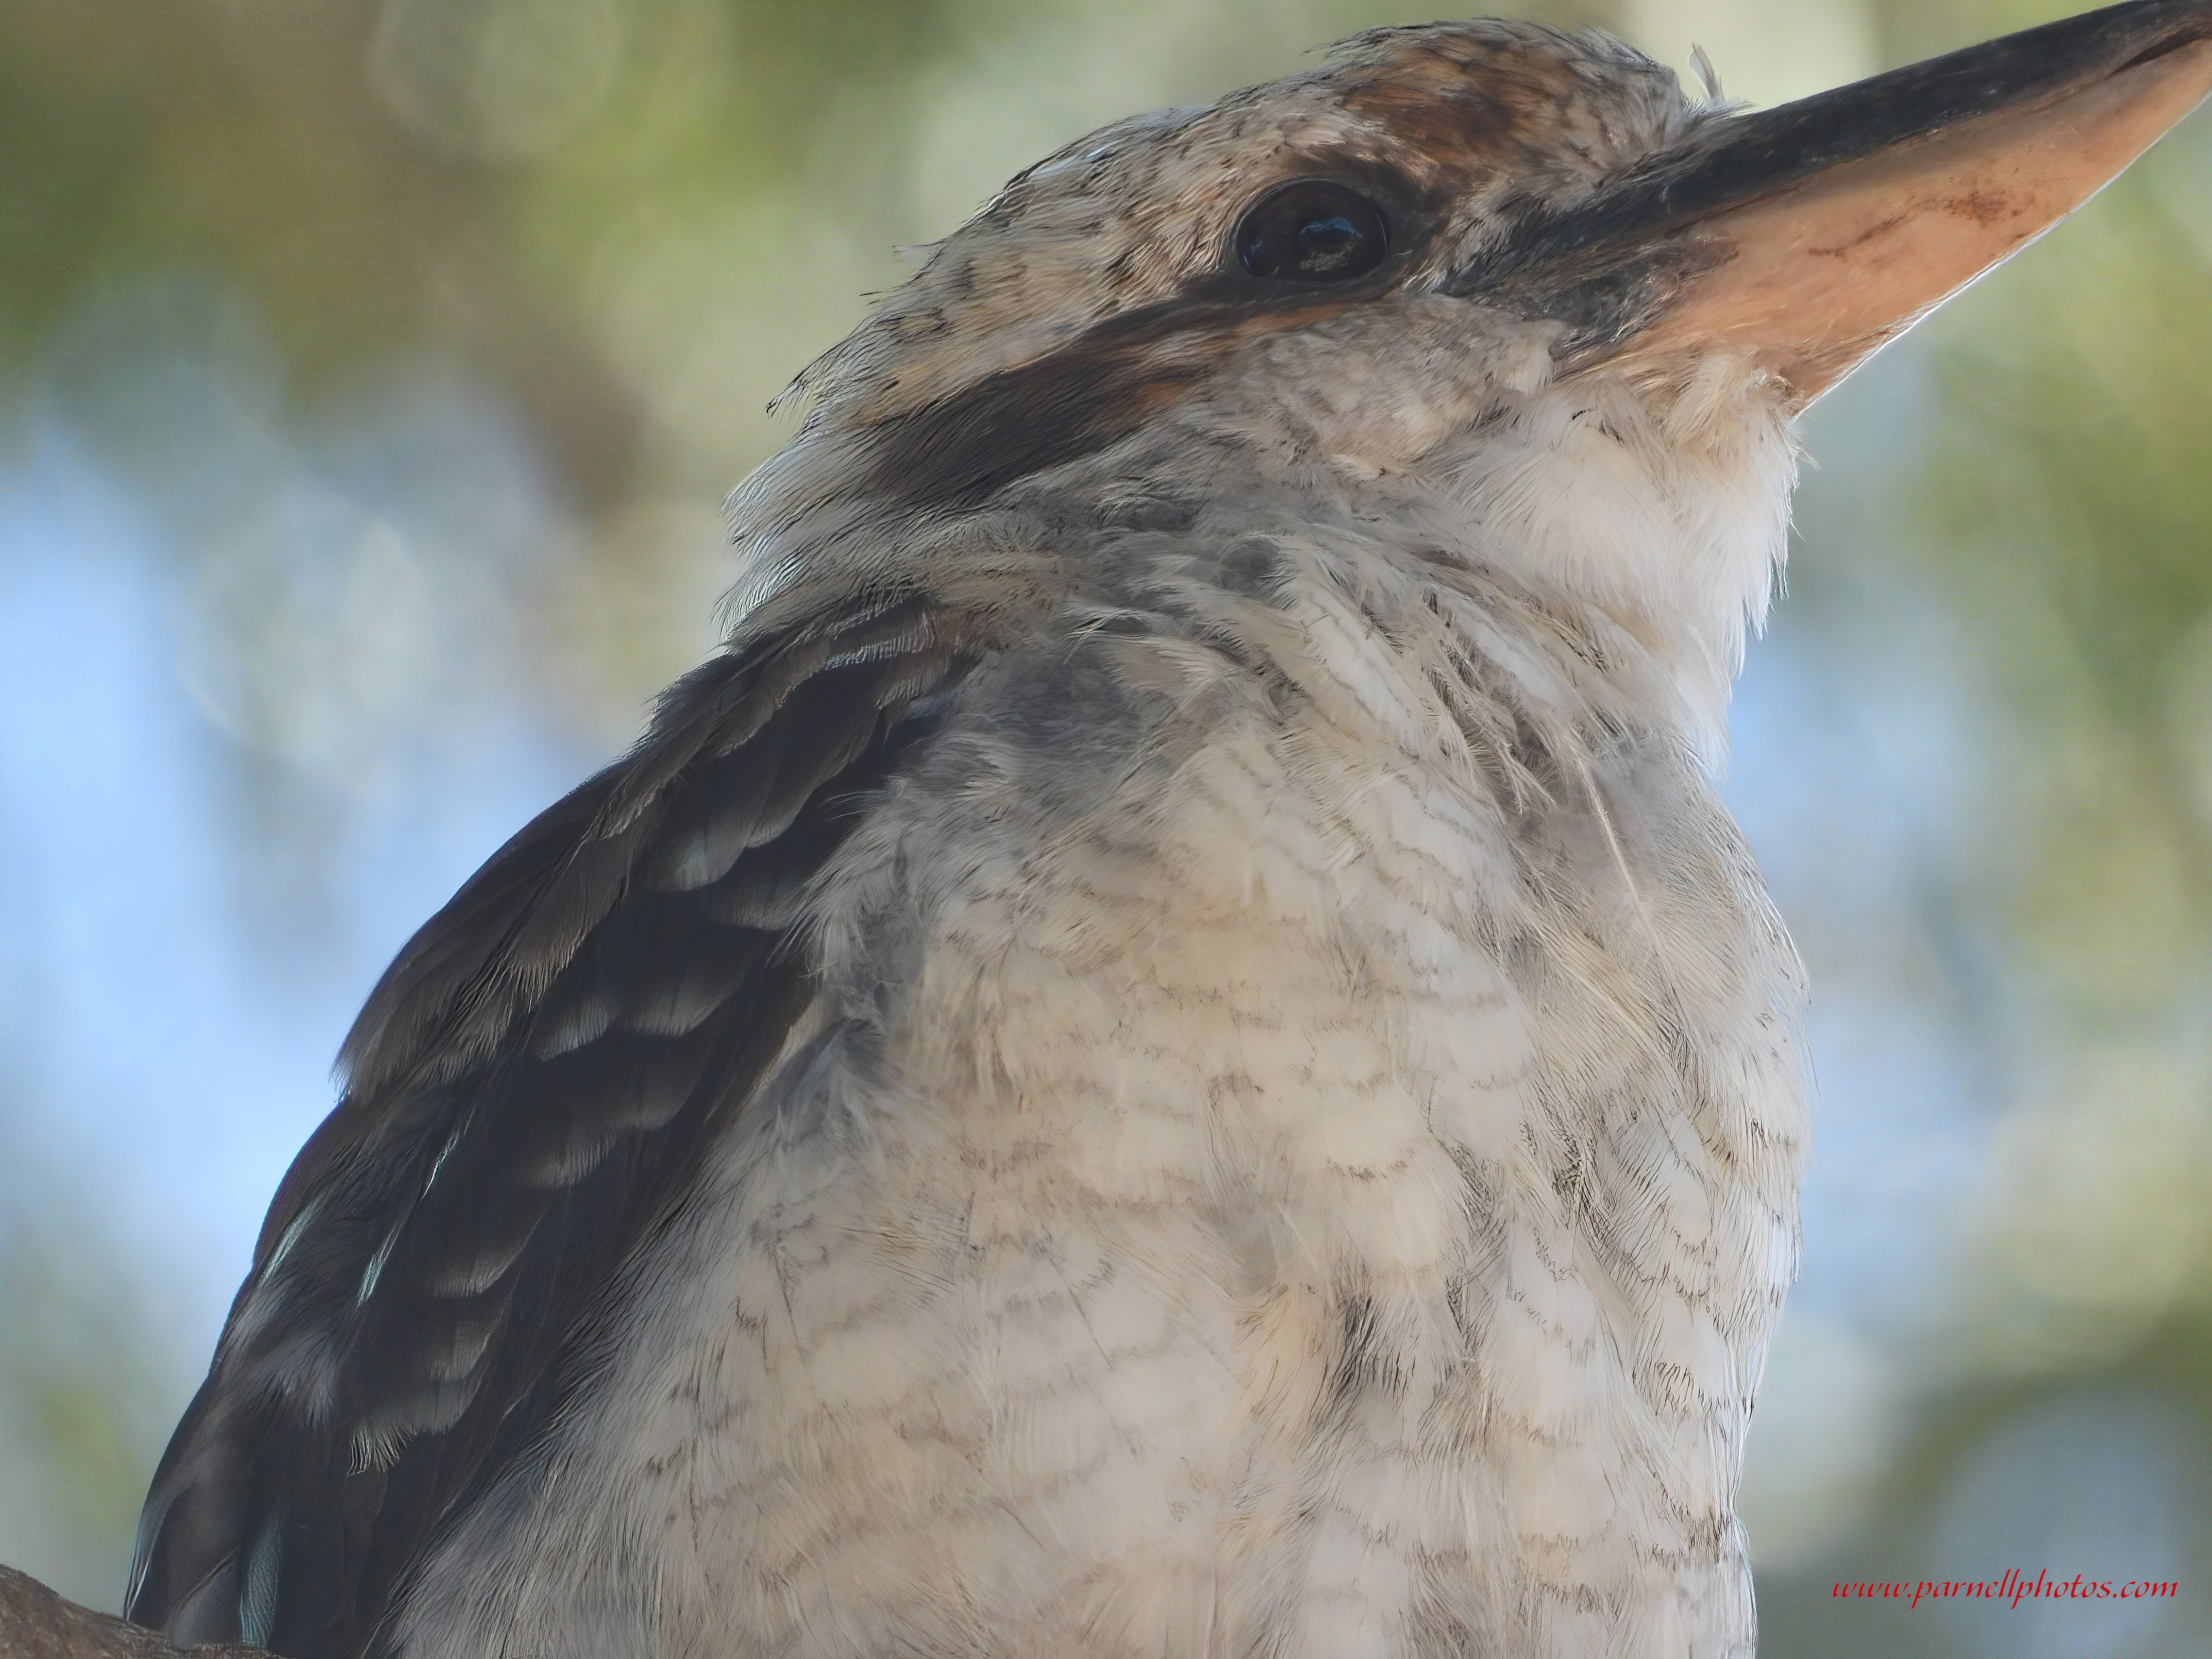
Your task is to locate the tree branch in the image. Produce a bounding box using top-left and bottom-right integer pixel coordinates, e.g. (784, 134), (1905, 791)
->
(0, 1564), (273, 1659)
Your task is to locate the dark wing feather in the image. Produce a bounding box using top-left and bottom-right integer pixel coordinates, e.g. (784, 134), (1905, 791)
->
(126, 594), (977, 1659)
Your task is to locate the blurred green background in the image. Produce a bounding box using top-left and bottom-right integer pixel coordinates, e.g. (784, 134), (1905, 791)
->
(2, 1), (2209, 1653)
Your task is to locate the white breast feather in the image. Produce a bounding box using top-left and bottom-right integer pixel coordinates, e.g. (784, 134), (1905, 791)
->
(392, 374), (1808, 1659)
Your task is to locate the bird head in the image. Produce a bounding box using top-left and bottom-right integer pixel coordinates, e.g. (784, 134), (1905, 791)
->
(732, 3), (2212, 738)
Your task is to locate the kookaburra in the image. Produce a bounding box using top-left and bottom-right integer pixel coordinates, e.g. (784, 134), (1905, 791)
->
(126, 5), (2211, 1657)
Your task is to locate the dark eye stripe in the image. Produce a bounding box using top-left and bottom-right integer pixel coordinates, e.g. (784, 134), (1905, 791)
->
(858, 284), (1359, 511)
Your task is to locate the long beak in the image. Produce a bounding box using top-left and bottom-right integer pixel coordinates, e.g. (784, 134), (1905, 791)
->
(1458, 0), (2212, 404)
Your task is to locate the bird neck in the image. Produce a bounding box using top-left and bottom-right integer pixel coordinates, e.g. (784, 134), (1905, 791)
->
(1388, 351), (1801, 764)
(723, 345), (1796, 772)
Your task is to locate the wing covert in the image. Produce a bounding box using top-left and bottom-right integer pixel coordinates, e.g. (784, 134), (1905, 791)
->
(126, 594), (978, 1658)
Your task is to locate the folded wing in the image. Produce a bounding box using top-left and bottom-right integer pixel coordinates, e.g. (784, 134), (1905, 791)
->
(125, 593), (978, 1659)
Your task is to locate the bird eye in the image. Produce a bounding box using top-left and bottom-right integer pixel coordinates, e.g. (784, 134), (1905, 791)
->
(1234, 181), (1389, 283)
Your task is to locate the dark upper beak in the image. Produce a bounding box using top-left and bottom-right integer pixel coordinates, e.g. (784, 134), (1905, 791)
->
(1455, 0), (2212, 404)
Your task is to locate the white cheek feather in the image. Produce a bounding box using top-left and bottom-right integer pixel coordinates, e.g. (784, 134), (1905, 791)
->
(1211, 296), (1794, 757)
(1436, 352), (1797, 757)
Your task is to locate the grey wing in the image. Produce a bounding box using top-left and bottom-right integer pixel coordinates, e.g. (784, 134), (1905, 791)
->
(124, 594), (977, 1659)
